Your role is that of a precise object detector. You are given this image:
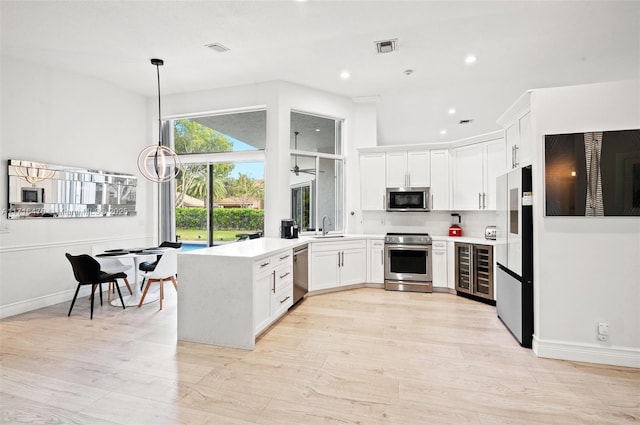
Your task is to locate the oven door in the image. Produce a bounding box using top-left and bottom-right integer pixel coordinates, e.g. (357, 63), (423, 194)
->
(384, 244), (432, 282)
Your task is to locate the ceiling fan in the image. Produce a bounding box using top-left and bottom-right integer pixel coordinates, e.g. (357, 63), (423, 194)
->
(291, 131), (316, 176)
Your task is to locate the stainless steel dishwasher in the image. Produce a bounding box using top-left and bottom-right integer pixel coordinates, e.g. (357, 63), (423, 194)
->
(292, 245), (308, 307)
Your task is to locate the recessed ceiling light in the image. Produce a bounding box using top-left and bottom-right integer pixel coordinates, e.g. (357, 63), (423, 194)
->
(340, 70), (351, 80)
(440, 129), (447, 135)
(464, 54), (477, 64)
(315, 128), (320, 132)
(448, 108), (456, 115)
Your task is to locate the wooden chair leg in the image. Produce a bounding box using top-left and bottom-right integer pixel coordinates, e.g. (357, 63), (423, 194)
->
(170, 276), (178, 291)
(159, 279), (164, 311)
(138, 279), (153, 307)
(123, 278), (132, 295)
(107, 282), (112, 303)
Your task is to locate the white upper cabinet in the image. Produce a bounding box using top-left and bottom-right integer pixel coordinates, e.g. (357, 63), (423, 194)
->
(498, 91), (532, 169)
(360, 153), (386, 210)
(386, 151), (430, 187)
(452, 138), (505, 210)
(430, 149), (450, 210)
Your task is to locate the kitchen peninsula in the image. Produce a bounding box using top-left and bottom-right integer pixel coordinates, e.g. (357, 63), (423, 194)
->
(177, 237), (308, 350)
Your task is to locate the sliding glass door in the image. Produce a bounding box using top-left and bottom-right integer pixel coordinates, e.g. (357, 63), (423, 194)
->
(169, 109), (266, 249)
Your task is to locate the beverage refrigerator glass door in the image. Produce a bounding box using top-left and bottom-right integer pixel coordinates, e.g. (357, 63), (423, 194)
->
(386, 187), (430, 212)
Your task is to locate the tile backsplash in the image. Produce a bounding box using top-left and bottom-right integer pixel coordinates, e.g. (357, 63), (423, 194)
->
(359, 210), (497, 238)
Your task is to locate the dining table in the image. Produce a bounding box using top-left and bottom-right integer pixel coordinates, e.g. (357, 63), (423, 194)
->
(96, 247), (168, 307)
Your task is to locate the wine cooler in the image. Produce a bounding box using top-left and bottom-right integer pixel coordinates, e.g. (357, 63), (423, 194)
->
(455, 243), (494, 303)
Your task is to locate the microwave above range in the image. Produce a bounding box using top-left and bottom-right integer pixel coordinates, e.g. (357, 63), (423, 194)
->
(386, 187), (430, 212)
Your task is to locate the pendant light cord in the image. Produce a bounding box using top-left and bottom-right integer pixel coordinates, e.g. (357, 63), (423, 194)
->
(156, 61), (162, 147)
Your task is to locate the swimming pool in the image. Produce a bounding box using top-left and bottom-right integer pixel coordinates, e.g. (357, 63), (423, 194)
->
(180, 242), (208, 252)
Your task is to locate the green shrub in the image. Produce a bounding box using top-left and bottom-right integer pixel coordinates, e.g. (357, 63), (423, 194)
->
(175, 207), (263, 230)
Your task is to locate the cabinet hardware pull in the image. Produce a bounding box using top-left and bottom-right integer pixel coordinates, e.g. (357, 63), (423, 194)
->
(478, 193), (482, 210)
(260, 261), (270, 268)
(431, 194), (434, 210)
(272, 271), (276, 293)
(279, 272), (290, 279)
(381, 250), (384, 264)
(482, 193), (487, 209)
(338, 252), (341, 267)
(280, 295), (291, 304)
(279, 254), (290, 260)
(514, 145), (519, 167)
(341, 251), (345, 267)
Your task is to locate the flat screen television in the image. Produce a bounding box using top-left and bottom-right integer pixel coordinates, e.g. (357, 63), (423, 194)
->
(544, 129), (640, 216)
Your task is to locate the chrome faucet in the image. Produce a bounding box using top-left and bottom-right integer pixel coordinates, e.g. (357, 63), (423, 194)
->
(322, 216), (330, 236)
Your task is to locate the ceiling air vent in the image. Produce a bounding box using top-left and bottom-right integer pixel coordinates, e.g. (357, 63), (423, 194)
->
(375, 38), (398, 54)
(205, 43), (230, 53)
(459, 119), (474, 125)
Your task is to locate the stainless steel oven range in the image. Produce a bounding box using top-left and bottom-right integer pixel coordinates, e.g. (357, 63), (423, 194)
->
(384, 233), (433, 293)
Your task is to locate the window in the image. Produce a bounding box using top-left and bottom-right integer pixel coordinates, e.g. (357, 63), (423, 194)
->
(290, 111), (344, 234)
(170, 110), (266, 247)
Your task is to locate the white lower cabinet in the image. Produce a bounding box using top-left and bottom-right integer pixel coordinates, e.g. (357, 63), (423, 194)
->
(432, 240), (448, 288)
(252, 250), (293, 336)
(368, 239), (384, 284)
(310, 240), (367, 291)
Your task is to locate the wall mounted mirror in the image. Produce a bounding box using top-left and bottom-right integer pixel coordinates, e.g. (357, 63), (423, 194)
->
(7, 159), (137, 219)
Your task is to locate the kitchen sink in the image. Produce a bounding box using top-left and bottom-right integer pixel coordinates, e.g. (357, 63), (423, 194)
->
(312, 235), (345, 239)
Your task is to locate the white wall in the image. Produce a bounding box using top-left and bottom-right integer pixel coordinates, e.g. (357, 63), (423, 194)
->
(0, 57), (152, 318)
(530, 81), (640, 367)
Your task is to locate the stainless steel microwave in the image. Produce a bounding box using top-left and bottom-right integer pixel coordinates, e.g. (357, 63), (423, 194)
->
(386, 187), (430, 212)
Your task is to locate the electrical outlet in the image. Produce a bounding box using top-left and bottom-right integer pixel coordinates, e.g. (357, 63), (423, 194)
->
(598, 334), (608, 342)
(598, 322), (609, 336)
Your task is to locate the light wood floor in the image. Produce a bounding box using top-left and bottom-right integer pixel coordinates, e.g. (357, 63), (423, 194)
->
(1, 287), (638, 425)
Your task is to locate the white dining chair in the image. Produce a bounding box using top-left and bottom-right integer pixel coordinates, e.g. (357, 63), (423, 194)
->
(138, 248), (179, 310)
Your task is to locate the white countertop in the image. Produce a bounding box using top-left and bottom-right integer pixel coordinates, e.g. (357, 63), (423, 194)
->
(180, 234), (497, 261)
(181, 237), (307, 259)
(179, 234), (385, 260)
(431, 235), (499, 245)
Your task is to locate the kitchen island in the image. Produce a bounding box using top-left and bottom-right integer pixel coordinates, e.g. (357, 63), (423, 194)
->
(177, 237), (308, 350)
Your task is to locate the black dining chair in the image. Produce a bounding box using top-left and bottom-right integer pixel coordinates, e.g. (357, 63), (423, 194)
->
(65, 253), (127, 319)
(138, 241), (182, 273)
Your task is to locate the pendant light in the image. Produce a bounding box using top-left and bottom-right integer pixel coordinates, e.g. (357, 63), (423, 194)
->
(137, 58), (180, 183)
(14, 160), (56, 185)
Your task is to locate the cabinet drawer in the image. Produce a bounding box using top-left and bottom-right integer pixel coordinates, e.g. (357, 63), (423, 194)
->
(274, 250), (293, 267)
(271, 284), (293, 318)
(312, 240), (366, 252)
(254, 250), (293, 276)
(274, 262), (293, 292)
(369, 239), (384, 248)
(254, 257), (274, 275)
(432, 240), (447, 250)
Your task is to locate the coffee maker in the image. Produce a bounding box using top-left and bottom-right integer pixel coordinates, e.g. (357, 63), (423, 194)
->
(280, 219), (298, 239)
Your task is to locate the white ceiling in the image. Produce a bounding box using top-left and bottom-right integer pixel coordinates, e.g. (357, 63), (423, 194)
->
(2, 1), (639, 146)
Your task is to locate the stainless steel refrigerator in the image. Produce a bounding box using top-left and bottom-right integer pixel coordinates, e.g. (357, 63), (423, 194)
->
(495, 165), (534, 348)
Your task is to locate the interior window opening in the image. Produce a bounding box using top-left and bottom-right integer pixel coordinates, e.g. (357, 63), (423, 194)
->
(290, 111), (344, 234)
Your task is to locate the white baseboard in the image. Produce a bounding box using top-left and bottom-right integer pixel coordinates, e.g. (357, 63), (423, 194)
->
(0, 282), (131, 319)
(533, 336), (640, 368)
